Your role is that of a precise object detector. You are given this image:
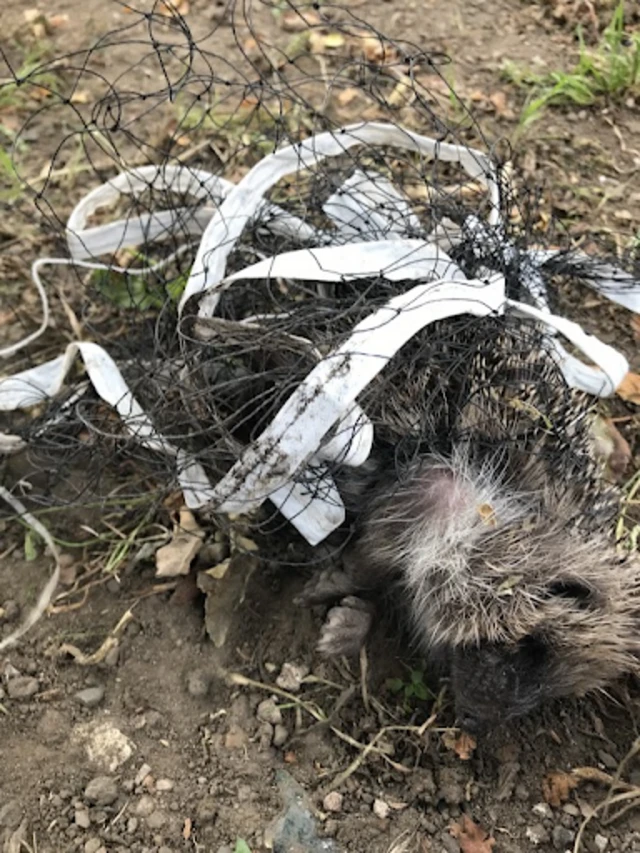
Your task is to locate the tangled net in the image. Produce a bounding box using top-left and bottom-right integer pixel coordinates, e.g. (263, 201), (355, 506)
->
(1, 0), (639, 577)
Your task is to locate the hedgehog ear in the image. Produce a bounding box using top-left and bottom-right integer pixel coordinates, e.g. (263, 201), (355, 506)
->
(545, 580), (597, 610)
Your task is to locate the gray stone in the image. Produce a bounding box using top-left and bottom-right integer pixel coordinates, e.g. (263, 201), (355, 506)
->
(275, 662), (309, 692)
(437, 767), (465, 805)
(273, 724), (289, 748)
(552, 825), (575, 849)
(526, 824), (550, 845)
(37, 709), (69, 745)
(75, 686), (105, 708)
(196, 795), (218, 824)
(135, 795), (156, 818)
(75, 809), (91, 829)
(323, 792), (343, 813)
(1, 600), (20, 622)
(104, 647), (119, 667)
(7, 676), (39, 699)
(0, 801), (23, 829)
(186, 670), (211, 698)
(599, 751), (618, 770)
(84, 776), (119, 807)
(146, 810), (167, 830)
(256, 698), (282, 726)
(84, 839), (104, 853)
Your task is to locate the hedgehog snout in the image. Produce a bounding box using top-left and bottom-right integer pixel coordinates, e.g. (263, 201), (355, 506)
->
(451, 637), (549, 732)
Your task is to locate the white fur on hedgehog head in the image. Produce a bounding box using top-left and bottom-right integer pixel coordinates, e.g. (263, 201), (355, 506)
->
(363, 448), (640, 702)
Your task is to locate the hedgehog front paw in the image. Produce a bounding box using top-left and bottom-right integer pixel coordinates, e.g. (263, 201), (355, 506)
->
(294, 568), (357, 607)
(317, 596), (375, 657)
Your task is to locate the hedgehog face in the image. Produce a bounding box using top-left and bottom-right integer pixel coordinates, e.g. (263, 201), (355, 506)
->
(447, 571), (639, 733)
(449, 636), (550, 733)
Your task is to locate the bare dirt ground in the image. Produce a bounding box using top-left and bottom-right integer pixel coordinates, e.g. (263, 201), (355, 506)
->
(1, 1), (640, 852)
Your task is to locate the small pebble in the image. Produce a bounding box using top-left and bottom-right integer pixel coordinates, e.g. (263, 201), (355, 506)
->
(257, 721), (274, 749)
(594, 835), (609, 853)
(75, 810), (91, 829)
(532, 802), (553, 819)
(373, 799), (390, 820)
(323, 792), (343, 813)
(146, 811), (166, 830)
(84, 776), (119, 807)
(75, 685), (105, 708)
(563, 804), (580, 817)
(135, 764), (152, 786)
(196, 795), (218, 824)
(272, 724), (289, 748)
(437, 768), (465, 805)
(526, 824), (549, 845)
(84, 839), (103, 853)
(7, 676), (39, 699)
(224, 724), (248, 749)
(156, 778), (174, 792)
(37, 709), (68, 745)
(552, 825), (575, 849)
(1, 600), (20, 622)
(324, 819), (338, 837)
(0, 801), (23, 829)
(275, 662), (309, 692)
(256, 698), (282, 726)
(104, 647), (119, 667)
(135, 795), (156, 818)
(598, 751), (618, 771)
(186, 670), (211, 698)
(3, 663), (20, 680)
(126, 817), (139, 834)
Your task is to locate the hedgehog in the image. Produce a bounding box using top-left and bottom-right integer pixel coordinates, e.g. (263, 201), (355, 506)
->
(297, 316), (640, 734)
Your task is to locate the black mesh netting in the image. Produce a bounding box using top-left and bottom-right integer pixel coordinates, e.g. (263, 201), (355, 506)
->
(0, 0), (638, 557)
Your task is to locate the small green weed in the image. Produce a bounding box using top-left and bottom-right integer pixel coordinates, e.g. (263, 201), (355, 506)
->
(616, 468), (640, 552)
(0, 41), (61, 114)
(23, 528), (42, 561)
(386, 667), (436, 708)
(503, 1), (639, 127)
(0, 143), (23, 203)
(91, 267), (187, 310)
(234, 840), (252, 853)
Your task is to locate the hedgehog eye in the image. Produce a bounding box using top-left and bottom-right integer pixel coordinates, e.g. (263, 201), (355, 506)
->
(546, 581), (595, 609)
(517, 634), (548, 666)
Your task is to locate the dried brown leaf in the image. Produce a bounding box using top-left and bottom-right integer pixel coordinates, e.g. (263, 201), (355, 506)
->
(182, 817), (192, 840)
(488, 90), (514, 119)
(155, 509), (205, 578)
(591, 415), (631, 481)
(542, 770), (578, 807)
(197, 552), (259, 647)
(450, 815), (495, 853)
(442, 730), (477, 760)
(617, 372), (640, 406)
(477, 503), (497, 527)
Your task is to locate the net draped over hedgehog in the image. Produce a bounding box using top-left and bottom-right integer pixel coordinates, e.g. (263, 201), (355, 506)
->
(1, 1), (640, 722)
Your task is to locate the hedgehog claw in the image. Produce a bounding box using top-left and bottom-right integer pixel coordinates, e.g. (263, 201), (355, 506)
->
(317, 596), (375, 657)
(294, 567), (358, 606)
